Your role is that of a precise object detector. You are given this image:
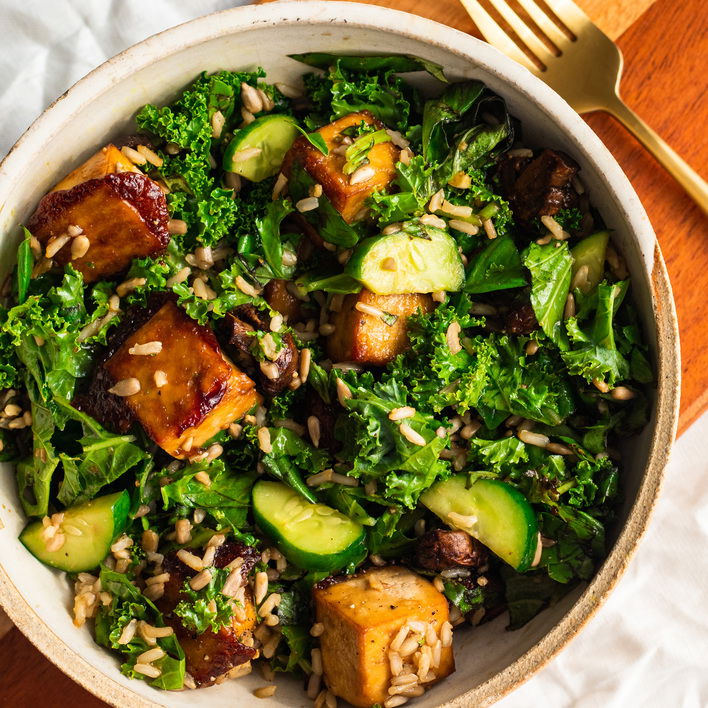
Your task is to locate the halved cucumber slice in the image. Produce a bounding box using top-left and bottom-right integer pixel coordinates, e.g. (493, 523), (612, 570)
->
(345, 223), (464, 294)
(571, 230), (610, 294)
(421, 476), (538, 571)
(252, 481), (365, 573)
(19, 491), (131, 573)
(223, 114), (300, 182)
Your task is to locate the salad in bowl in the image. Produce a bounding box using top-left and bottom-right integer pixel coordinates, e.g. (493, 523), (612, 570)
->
(0, 51), (652, 706)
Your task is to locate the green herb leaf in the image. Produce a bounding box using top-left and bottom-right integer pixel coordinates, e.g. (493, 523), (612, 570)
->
(465, 236), (526, 294)
(290, 53), (447, 83)
(161, 459), (258, 532)
(256, 198), (296, 279)
(54, 397), (148, 506)
(293, 124), (329, 155)
(421, 81), (485, 162)
(523, 241), (573, 349)
(16, 228), (33, 304)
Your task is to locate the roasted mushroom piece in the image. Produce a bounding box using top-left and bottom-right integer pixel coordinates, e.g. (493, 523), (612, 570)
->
(223, 305), (300, 397)
(497, 148), (579, 227)
(415, 529), (489, 571)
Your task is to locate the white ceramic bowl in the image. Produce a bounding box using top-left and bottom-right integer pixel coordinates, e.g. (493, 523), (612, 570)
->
(0, 2), (679, 706)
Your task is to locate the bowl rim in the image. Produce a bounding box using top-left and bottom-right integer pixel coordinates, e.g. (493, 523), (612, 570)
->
(0, 2), (680, 707)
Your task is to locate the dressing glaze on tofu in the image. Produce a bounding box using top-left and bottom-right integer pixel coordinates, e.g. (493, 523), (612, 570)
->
(314, 567), (455, 707)
(28, 171), (170, 283)
(327, 289), (434, 365)
(51, 144), (142, 192)
(283, 110), (399, 223)
(103, 300), (260, 458)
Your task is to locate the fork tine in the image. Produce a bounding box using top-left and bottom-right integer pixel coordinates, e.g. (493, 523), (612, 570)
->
(486, 0), (556, 64)
(540, 0), (592, 36)
(459, 0), (538, 72)
(515, 0), (571, 47)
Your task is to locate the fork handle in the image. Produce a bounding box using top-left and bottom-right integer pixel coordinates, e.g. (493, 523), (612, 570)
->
(605, 96), (708, 216)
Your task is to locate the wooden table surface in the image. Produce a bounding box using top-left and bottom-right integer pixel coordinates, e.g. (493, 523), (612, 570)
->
(1, 0), (706, 705)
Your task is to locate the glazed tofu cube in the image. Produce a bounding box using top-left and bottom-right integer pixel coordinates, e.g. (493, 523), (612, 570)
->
(283, 111), (399, 222)
(327, 289), (433, 365)
(51, 144), (141, 192)
(103, 300), (260, 458)
(27, 171), (170, 283)
(314, 567), (455, 707)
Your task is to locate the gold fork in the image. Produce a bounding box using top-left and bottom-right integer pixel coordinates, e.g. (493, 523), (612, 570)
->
(459, 0), (708, 214)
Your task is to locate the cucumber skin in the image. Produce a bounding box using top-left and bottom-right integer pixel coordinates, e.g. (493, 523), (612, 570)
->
(421, 476), (538, 572)
(252, 482), (366, 573)
(571, 231), (610, 294)
(222, 114), (299, 182)
(345, 226), (464, 295)
(19, 491), (130, 573)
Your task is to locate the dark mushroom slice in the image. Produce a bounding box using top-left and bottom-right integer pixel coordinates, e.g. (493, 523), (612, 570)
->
(223, 305), (300, 396)
(415, 529), (489, 571)
(497, 148), (579, 227)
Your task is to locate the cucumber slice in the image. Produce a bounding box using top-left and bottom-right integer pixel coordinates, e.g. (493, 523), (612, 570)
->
(345, 223), (464, 295)
(571, 231), (610, 294)
(252, 481), (366, 572)
(223, 114), (300, 182)
(19, 491), (130, 573)
(421, 476), (538, 571)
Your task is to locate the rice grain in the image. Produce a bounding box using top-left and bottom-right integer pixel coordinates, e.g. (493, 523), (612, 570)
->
(241, 83), (263, 113)
(45, 234), (71, 258)
(518, 430), (550, 447)
(349, 165), (376, 185)
(399, 423), (426, 447)
(70, 235), (90, 260)
(389, 406), (415, 421)
(446, 321), (462, 354)
(189, 569), (213, 591)
(296, 196), (319, 212)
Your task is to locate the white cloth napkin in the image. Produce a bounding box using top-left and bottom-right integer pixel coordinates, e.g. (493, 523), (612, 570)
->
(1, 2), (706, 706)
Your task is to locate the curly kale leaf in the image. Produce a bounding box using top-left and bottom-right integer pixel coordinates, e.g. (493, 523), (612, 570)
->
(335, 377), (449, 508)
(136, 69), (271, 249)
(174, 567), (236, 634)
(562, 280), (631, 387)
(387, 298), (574, 427)
(300, 59), (421, 132)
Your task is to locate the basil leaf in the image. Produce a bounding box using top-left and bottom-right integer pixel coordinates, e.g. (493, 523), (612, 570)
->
(256, 198), (296, 279)
(523, 241), (573, 349)
(422, 81), (485, 162)
(16, 227), (33, 304)
(293, 124), (329, 155)
(465, 236), (527, 294)
(290, 53), (447, 83)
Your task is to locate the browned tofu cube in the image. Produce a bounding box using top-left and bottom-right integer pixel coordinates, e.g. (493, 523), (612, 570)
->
(314, 567), (455, 707)
(51, 144), (141, 192)
(27, 171), (170, 283)
(103, 300), (260, 458)
(283, 111), (399, 223)
(327, 289), (434, 365)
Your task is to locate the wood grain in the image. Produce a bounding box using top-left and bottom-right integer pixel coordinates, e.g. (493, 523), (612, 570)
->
(0, 0), (705, 703)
